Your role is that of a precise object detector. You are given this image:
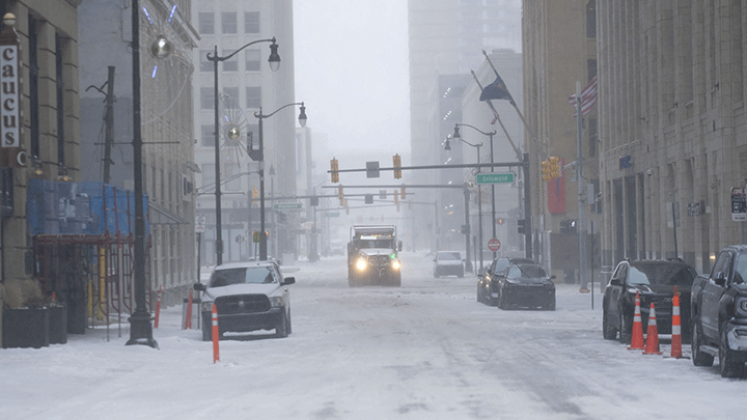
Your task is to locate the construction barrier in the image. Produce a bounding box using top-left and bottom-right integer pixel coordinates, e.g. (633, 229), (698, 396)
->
(154, 286), (162, 329)
(212, 304), (220, 363)
(670, 286), (684, 359)
(628, 291), (645, 350)
(185, 288), (193, 330)
(643, 303), (662, 355)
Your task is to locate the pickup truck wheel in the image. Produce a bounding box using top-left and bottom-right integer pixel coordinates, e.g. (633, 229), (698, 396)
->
(719, 325), (745, 378)
(201, 316), (212, 342)
(691, 321), (714, 367)
(618, 313), (631, 345)
(275, 312), (289, 338)
(602, 309), (616, 340)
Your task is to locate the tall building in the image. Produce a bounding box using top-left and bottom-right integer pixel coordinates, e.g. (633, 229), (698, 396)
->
(408, 0), (522, 252)
(522, 0), (601, 282)
(597, 0), (747, 274)
(191, 0), (296, 265)
(78, 0), (199, 306)
(0, 1), (83, 344)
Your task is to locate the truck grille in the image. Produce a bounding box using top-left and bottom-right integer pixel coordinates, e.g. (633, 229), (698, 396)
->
(369, 255), (391, 266)
(215, 294), (270, 314)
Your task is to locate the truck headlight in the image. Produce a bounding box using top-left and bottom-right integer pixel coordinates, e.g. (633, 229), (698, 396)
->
(736, 297), (747, 317)
(270, 296), (284, 307)
(391, 259), (401, 270)
(356, 258), (367, 271)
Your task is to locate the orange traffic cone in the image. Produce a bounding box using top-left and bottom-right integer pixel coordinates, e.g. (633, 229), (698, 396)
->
(643, 302), (662, 355)
(670, 286), (684, 358)
(628, 291), (645, 350)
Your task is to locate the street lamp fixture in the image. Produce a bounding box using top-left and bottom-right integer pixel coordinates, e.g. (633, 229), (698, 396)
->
(253, 102), (307, 261)
(445, 134), (482, 273)
(453, 123), (498, 265)
(206, 37), (280, 266)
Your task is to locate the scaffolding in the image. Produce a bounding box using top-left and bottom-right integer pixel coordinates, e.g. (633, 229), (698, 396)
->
(28, 180), (151, 339)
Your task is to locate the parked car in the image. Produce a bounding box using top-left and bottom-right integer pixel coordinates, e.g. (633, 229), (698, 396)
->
(492, 260), (556, 310)
(433, 251), (465, 278)
(691, 245), (747, 377)
(478, 257), (534, 306)
(602, 259), (696, 345)
(194, 260), (295, 340)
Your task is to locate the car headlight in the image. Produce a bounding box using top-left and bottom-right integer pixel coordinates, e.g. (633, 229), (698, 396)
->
(356, 258), (367, 271)
(735, 297), (747, 317)
(270, 296), (284, 307)
(391, 259), (401, 270)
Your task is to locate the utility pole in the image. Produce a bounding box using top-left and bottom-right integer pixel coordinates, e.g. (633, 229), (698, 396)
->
(103, 66), (115, 184)
(576, 82), (588, 291)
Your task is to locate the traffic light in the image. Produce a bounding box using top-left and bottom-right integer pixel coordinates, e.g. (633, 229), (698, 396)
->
(364, 194), (373, 204)
(330, 158), (339, 183)
(497, 218), (504, 225)
(541, 160), (551, 181)
(394, 190), (399, 204)
(549, 156), (560, 178)
(518, 219), (526, 234)
(401, 186), (406, 200)
(393, 154), (402, 179)
(310, 196), (319, 206)
(338, 186), (344, 206)
(252, 186), (259, 199)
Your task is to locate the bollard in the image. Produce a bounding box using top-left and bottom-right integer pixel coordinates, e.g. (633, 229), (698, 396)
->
(154, 286), (162, 329)
(185, 288), (193, 330)
(212, 304), (220, 363)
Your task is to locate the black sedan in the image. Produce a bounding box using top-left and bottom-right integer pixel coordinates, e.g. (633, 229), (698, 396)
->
(477, 257), (510, 305)
(493, 261), (556, 310)
(602, 259), (696, 344)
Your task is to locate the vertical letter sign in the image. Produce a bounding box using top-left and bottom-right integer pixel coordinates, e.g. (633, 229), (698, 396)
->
(1, 15), (21, 148)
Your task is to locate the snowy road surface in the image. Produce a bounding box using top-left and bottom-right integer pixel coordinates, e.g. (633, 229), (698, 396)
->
(1, 252), (745, 420)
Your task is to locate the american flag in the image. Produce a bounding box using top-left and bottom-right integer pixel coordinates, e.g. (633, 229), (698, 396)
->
(568, 76), (598, 117)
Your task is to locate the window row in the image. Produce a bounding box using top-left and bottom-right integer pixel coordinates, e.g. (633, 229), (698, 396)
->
(199, 86), (262, 110)
(198, 11), (259, 35)
(199, 49), (263, 72)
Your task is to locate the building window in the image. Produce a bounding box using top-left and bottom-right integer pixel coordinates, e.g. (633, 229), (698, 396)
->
(223, 87), (240, 109)
(56, 34), (65, 165)
(245, 49), (261, 71)
(202, 164), (215, 190)
(225, 163), (241, 191)
(198, 12), (214, 35)
(222, 12), (237, 34)
(200, 87), (214, 110)
(201, 125), (214, 148)
(586, 0), (596, 38)
(245, 12), (260, 34)
(588, 118), (597, 157)
(29, 15), (39, 158)
(222, 49), (238, 71)
(246, 86), (261, 109)
(200, 49), (213, 72)
(587, 59), (597, 80)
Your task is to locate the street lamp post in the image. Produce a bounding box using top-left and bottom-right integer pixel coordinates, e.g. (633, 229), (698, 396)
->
(453, 124), (497, 263)
(206, 38), (280, 266)
(444, 135), (482, 273)
(253, 103), (307, 260)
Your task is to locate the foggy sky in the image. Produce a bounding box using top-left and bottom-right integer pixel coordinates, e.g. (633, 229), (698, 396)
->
(293, 0), (411, 169)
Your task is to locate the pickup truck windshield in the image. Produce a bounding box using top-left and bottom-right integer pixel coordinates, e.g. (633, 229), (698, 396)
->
(210, 266), (276, 287)
(628, 264), (694, 286)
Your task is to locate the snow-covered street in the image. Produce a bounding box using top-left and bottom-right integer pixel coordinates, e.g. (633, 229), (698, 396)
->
(1, 252), (745, 420)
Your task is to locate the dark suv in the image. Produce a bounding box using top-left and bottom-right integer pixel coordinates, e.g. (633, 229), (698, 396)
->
(602, 259), (697, 344)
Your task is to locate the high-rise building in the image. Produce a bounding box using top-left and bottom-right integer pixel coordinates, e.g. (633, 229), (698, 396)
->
(408, 0), (522, 252)
(191, 0), (296, 265)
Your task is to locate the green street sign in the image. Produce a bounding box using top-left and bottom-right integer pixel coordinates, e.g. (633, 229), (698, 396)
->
(274, 203), (303, 210)
(476, 173), (514, 184)
(325, 212), (340, 217)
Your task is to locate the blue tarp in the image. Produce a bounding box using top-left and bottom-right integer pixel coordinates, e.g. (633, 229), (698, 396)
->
(27, 179), (149, 236)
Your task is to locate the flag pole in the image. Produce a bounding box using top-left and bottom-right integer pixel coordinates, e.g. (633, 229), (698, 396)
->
(470, 70), (522, 161)
(482, 50), (535, 141)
